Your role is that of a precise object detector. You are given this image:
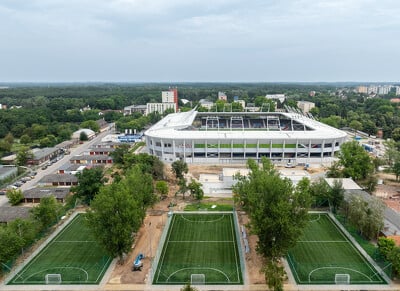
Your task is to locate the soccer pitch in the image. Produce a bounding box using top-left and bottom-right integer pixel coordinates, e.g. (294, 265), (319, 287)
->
(8, 213), (112, 285)
(287, 213), (386, 285)
(153, 212), (243, 285)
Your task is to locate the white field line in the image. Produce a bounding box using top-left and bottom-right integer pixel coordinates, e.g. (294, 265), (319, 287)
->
(327, 215), (384, 282)
(13, 214), (81, 281)
(179, 214), (225, 223)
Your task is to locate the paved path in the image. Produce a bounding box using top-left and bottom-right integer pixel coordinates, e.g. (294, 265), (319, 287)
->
(0, 129), (112, 209)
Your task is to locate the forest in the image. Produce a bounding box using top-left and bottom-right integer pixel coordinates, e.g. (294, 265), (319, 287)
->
(0, 83), (399, 158)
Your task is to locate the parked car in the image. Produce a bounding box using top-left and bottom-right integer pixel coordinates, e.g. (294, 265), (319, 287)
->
(285, 163), (295, 168)
(0, 190), (6, 195)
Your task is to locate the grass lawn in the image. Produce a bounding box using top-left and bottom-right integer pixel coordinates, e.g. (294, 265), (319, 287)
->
(8, 214), (112, 285)
(287, 213), (386, 285)
(153, 212), (243, 285)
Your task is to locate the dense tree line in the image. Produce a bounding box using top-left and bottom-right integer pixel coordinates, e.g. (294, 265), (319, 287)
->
(82, 152), (166, 262)
(1, 84), (399, 156)
(0, 196), (65, 274)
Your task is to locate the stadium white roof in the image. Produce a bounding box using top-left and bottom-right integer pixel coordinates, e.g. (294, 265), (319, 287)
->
(145, 109), (347, 141)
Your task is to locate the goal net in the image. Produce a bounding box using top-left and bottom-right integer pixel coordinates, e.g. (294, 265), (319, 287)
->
(335, 273), (350, 285)
(45, 273), (62, 284)
(191, 274), (205, 285)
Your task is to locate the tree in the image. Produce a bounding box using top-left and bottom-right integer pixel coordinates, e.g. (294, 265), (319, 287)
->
(188, 179), (204, 201)
(171, 160), (188, 180)
(7, 218), (38, 250)
(86, 182), (142, 262)
(6, 189), (24, 205)
(233, 157), (311, 290)
(155, 180), (169, 197)
(0, 139), (12, 153)
(180, 283), (198, 291)
(80, 120), (100, 132)
(388, 247), (400, 276)
(377, 237), (396, 260)
(20, 134), (31, 144)
(110, 144), (130, 164)
(31, 196), (62, 230)
(16, 147), (33, 166)
(0, 227), (24, 268)
(309, 178), (331, 207)
(122, 166), (156, 211)
(392, 127), (400, 142)
(392, 156), (400, 181)
(345, 194), (385, 240)
(73, 167), (106, 205)
(338, 141), (374, 180)
(329, 179), (344, 213)
(79, 131), (88, 141)
(177, 177), (188, 199)
(384, 139), (400, 166)
(4, 132), (14, 144)
(349, 120), (362, 131)
(326, 161), (343, 178)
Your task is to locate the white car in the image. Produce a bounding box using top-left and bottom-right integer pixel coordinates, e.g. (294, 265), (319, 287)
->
(285, 163), (295, 168)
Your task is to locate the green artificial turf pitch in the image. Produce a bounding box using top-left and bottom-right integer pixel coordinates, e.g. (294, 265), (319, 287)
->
(287, 213), (386, 285)
(8, 214), (112, 285)
(153, 212), (243, 285)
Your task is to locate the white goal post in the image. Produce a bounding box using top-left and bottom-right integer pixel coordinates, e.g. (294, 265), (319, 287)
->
(45, 273), (62, 284)
(191, 274), (205, 285)
(335, 273), (350, 285)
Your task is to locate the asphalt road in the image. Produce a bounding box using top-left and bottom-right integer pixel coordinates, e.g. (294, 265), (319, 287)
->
(0, 128), (112, 207)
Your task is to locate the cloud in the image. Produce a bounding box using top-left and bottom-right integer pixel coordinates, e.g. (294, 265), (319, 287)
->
(0, 0), (399, 81)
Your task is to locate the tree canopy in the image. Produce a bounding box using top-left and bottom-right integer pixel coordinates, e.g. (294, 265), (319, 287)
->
(72, 167), (106, 205)
(332, 141), (374, 180)
(233, 157), (311, 290)
(86, 181), (142, 262)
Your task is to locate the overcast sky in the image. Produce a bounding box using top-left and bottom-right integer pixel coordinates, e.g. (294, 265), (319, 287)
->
(1, 0), (399, 82)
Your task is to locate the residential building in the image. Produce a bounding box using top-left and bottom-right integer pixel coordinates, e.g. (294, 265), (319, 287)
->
(0, 207), (30, 225)
(123, 105), (147, 116)
(146, 102), (176, 116)
(23, 187), (70, 203)
(297, 101), (315, 114)
(218, 92), (227, 101)
(266, 94), (285, 103)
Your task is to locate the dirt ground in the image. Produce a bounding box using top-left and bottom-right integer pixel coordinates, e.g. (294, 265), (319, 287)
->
(374, 173), (400, 213)
(107, 165), (266, 286)
(107, 197), (266, 286)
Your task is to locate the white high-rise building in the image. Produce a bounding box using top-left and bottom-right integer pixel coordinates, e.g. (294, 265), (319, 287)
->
(162, 91), (175, 103)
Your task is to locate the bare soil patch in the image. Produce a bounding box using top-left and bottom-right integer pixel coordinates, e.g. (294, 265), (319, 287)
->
(107, 164), (267, 287)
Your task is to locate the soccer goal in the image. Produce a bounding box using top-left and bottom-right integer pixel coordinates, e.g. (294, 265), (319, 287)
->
(191, 274), (205, 285)
(335, 273), (350, 285)
(45, 273), (62, 284)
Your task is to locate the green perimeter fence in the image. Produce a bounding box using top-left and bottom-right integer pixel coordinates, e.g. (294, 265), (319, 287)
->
(150, 211), (245, 285)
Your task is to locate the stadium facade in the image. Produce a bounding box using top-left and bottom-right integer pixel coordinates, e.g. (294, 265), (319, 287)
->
(145, 109), (347, 164)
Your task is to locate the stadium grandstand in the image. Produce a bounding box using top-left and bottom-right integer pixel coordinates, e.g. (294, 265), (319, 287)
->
(145, 109), (347, 164)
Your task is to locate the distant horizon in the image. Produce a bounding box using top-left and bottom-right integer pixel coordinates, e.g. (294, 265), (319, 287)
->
(0, 81), (399, 86)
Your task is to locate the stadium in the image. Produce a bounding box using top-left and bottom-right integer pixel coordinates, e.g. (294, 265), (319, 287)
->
(145, 109), (347, 164)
